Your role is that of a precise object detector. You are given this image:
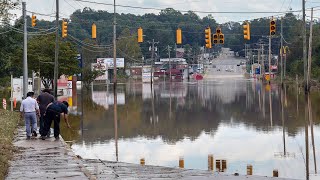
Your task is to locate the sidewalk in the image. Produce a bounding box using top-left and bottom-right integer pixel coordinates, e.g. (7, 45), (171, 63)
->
(6, 127), (89, 180)
(6, 127), (297, 180)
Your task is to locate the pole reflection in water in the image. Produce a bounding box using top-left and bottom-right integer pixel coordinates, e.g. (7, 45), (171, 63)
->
(281, 87), (286, 156)
(268, 84), (273, 126)
(308, 93), (317, 174)
(169, 82), (172, 120)
(68, 80), (320, 179)
(262, 83), (266, 119)
(114, 83), (118, 162)
(305, 93), (309, 180)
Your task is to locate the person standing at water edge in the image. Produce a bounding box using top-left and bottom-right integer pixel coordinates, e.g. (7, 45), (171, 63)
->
(40, 101), (71, 140)
(37, 89), (54, 136)
(20, 92), (40, 140)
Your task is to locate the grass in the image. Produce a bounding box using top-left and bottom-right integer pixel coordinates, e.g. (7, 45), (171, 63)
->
(0, 109), (19, 180)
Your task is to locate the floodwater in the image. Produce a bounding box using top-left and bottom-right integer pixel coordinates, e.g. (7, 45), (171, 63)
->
(60, 80), (320, 179)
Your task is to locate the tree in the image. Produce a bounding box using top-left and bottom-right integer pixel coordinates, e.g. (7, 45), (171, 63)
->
(0, 0), (19, 24)
(82, 67), (105, 90)
(12, 34), (80, 88)
(117, 28), (142, 68)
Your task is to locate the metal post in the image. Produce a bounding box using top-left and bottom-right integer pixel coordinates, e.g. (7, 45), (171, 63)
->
(307, 8), (313, 92)
(113, 0), (117, 85)
(280, 17), (283, 86)
(268, 36), (271, 83)
(22, 2), (28, 99)
(53, 0), (59, 99)
(302, 0), (307, 92)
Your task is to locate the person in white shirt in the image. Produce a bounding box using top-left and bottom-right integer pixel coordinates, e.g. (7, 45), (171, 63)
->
(20, 92), (40, 140)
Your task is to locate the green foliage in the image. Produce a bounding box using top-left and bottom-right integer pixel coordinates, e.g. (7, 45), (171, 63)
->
(117, 28), (142, 68)
(0, 0), (19, 24)
(82, 67), (105, 90)
(11, 34), (80, 88)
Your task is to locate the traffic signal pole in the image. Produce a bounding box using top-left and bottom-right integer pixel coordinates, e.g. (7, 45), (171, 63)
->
(268, 35), (271, 84)
(54, 0), (59, 99)
(22, 2), (28, 99)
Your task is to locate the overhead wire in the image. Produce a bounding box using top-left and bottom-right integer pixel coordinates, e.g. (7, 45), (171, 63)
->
(73, 0), (303, 14)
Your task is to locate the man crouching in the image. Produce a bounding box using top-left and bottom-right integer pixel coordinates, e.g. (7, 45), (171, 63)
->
(40, 101), (71, 140)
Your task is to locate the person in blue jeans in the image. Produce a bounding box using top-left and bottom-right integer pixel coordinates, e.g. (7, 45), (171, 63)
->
(40, 101), (71, 140)
(20, 92), (40, 140)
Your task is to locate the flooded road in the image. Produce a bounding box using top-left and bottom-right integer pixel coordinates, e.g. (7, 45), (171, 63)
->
(61, 80), (320, 179)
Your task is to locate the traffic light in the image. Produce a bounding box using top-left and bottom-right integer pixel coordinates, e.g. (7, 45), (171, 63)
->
(216, 28), (221, 34)
(92, 23), (96, 39)
(138, 27), (143, 43)
(213, 34), (218, 44)
(205, 27), (212, 48)
(176, 28), (182, 44)
(31, 15), (36, 27)
(243, 22), (250, 40)
(62, 20), (68, 38)
(219, 34), (224, 44)
(270, 19), (276, 36)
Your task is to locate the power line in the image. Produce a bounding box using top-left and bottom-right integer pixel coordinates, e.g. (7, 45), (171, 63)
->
(73, 0), (302, 14)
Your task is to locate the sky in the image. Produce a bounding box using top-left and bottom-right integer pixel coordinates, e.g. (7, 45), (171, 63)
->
(12, 0), (319, 23)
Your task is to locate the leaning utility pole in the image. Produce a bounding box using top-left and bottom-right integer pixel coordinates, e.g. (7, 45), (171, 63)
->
(302, 0), (308, 92)
(307, 8), (313, 92)
(280, 17), (283, 86)
(22, 2), (28, 99)
(53, 0), (59, 99)
(113, 0), (117, 85)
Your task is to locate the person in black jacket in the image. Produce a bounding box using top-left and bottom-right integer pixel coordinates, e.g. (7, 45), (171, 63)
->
(40, 101), (71, 140)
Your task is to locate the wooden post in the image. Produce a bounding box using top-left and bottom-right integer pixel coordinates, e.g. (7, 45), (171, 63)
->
(179, 157), (184, 168)
(222, 160), (227, 172)
(208, 154), (214, 171)
(247, 165), (253, 175)
(216, 160), (221, 172)
(273, 169), (279, 177)
(140, 158), (145, 166)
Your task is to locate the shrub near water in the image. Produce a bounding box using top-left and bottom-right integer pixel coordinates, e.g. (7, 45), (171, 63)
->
(0, 110), (19, 179)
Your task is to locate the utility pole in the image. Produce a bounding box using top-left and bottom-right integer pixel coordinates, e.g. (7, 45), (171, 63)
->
(113, 0), (117, 85)
(307, 8), (313, 92)
(280, 17), (283, 86)
(302, 0), (308, 92)
(268, 36), (272, 84)
(53, 0), (59, 99)
(22, 2), (28, 99)
(113, 0), (118, 163)
(148, 39), (159, 84)
(168, 45), (171, 82)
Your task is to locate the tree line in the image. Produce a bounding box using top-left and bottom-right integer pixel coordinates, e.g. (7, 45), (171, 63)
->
(0, 5), (320, 87)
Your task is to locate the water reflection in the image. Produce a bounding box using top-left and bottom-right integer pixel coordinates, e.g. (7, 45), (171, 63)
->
(62, 80), (320, 179)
